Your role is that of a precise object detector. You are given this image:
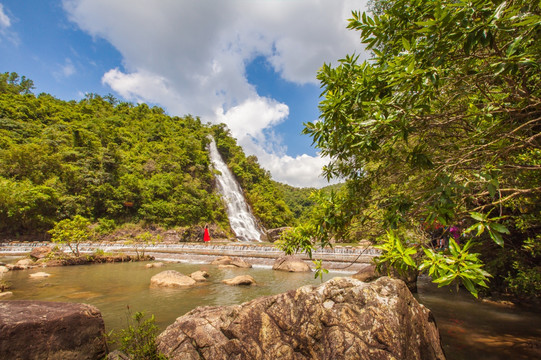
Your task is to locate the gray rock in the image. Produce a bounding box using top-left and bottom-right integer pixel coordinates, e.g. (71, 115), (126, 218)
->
(157, 277), (445, 360)
(0, 300), (107, 360)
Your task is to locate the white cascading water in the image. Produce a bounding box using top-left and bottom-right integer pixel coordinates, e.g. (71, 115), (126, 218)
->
(208, 137), (264, 242)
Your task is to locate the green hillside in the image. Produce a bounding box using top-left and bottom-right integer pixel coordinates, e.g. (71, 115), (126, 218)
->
(0, 72), (293, 238)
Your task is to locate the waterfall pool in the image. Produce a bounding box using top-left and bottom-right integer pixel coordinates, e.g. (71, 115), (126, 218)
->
(1, 258), (540, 360)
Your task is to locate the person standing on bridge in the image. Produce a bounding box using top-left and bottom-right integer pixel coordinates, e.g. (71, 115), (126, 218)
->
(203, 224), (211, 242)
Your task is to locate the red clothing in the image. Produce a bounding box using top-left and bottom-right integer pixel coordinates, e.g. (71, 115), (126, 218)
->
(203, 228), (210, 242)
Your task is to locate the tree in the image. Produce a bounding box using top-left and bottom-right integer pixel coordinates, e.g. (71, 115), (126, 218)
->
(0, 72), (34, 95)
(48, 215), (92, 257)
(291, 0), (540, 297)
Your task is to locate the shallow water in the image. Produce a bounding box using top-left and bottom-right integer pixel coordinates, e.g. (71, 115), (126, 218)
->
(1, 260), (342, 331)
(1, 258), (540, 359)
(416, 276), (541, 360)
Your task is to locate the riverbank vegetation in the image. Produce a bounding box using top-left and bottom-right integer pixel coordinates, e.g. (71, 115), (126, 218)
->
(0, 74), (292, 240)
(280, 0), (541, 300)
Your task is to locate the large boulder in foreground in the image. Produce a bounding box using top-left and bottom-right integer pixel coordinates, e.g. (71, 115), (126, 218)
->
(157, 277), (445, 360)
(272, 255), (311, 272)
(150, 270), (196, 288)
(0, 300), (107, 360)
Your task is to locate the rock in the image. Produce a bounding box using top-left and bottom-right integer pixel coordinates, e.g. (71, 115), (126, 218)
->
(30, 272), (51, 278)
(150, 270), (196, 288)
(211, 256), (252, 268)
(13, 258), (34, 269)
(218, 264), (238, 269)
(222, 275), (256, 286)
(230, 258), (252, 268)
(0, 300), (107, 360)
(351, 264), (378, 282)
(190, 270), (209, 282)
(0, 266), (8, 274)
(146, 262), (164, 269)
(211, 256), (233, 265)
(351, 263), (418, 293)
(378, 263), (419, 293)
(157, 277), (445, 360)
(107, 350), (130, 360)
(266, 227), (292, 242)
(272, 255), (311, 272)
(0, 292), (13, 299)
(29, 246), (53, 261)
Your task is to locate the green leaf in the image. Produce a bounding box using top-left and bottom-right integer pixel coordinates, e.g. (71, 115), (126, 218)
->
(489, 229), (505, 247)
(470, 212), (485, 221)
(490, 222), (510, 234)
(402, 37), (411, 51)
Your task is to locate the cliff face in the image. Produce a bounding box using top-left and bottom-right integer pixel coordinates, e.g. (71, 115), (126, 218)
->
(157, 276), (446, 360)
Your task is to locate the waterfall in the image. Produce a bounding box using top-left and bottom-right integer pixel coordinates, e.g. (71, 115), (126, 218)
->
(208, 137), (264, 242)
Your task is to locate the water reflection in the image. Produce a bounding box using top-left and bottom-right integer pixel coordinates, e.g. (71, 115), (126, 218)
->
(2, 260), (540, 360)
(1, 261), (335, 331)
(416, 275), (541, 360)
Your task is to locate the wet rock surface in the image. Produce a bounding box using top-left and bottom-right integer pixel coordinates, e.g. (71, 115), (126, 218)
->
(150, 270), (196, 287)
(212, 256), (252, 268)
(272, 255), (311, 272)
(222, 275), (256, 286)
(190, 270), (210, 282)
(157, 276), (446, 360)
(0, 300), (107, 360)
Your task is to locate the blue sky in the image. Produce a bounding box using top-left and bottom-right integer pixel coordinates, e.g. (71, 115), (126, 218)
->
(0, 0), (368, 187)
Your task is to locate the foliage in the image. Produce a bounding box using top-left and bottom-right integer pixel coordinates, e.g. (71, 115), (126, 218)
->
(126, 231), (162, 259)
(48, 215), (92, 256)
(420, 239), (491, 298)
(0, 72), (34, 95)
(276, 223), (317, 258)
(374, 231), (417, 277)
(108, 310), (167, 360)
(282, 0), (541, 298)
(0, 75), (294, 237)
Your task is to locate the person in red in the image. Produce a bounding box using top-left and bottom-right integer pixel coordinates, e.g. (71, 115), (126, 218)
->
(203, 224), (211, 242)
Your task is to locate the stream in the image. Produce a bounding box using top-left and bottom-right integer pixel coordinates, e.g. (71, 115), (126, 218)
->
(1, 257), (540, 359)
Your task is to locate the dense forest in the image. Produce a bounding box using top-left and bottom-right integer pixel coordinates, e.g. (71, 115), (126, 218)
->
(281, 0), (541, 300)
(0, 72), (300, 239)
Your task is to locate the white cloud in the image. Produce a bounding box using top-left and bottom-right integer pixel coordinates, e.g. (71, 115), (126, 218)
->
(0, 4), (10, 29)
(53, 58), (76, 79)
(62, 0), (367, 187)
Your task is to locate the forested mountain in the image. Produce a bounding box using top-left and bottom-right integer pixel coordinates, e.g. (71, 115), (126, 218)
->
(0, 72), (293, 237)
